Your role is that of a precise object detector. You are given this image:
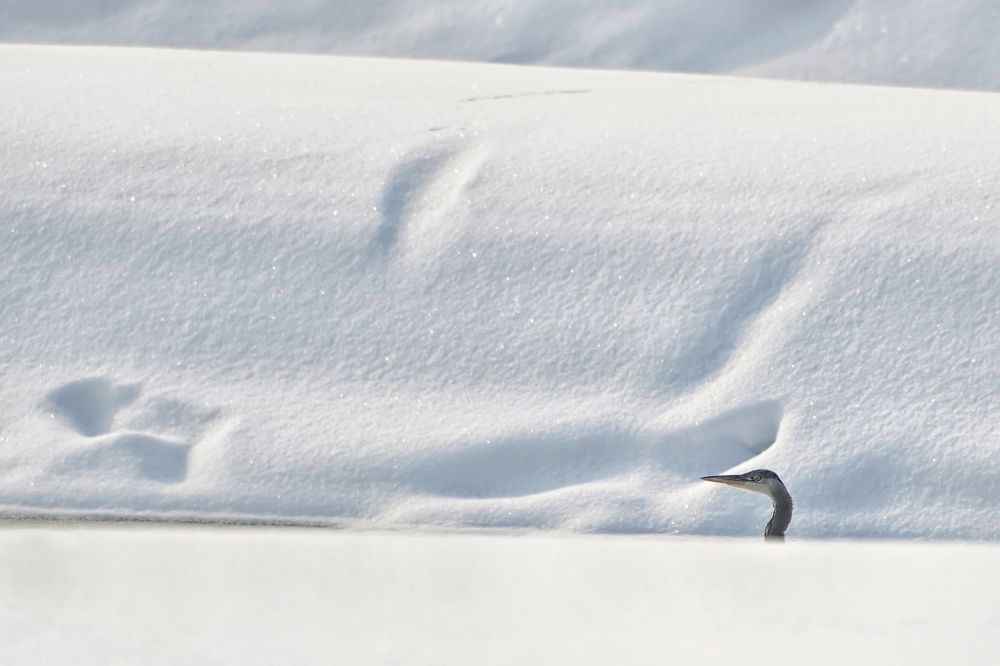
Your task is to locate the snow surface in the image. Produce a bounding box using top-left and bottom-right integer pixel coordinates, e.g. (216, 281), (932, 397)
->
(3, 3), (1000, 662)
(3, 0), (1000, 90)
(2, 44), (998, 540)
(3, 525), (1000, 665)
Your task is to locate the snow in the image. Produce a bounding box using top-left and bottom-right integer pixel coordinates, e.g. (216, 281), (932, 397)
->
(2, 1), (1000, 661)
(3, 44), (998, 539)
(4, 525), (1000, 665)
(3, 0), (1000, 90)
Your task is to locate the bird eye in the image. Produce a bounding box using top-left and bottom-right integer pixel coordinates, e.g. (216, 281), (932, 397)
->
(753, 475), (761, 482)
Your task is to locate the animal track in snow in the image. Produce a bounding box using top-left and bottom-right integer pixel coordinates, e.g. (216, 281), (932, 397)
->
(43, 378), (224, 485)
(44, 377), (139, 437)
(371, 141), (492, 261)
(60, 432), (192, 484)
(402, 400), (783, 499)
(460, 88), (591, 103)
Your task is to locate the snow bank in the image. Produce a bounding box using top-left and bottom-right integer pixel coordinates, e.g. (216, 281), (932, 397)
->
(2, 0), (1000, 90)
(3, 526), (999, 665)
(2, 45), (997, 539)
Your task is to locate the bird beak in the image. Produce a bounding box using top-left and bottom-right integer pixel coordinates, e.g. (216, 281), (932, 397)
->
(700, 474), (748, 487)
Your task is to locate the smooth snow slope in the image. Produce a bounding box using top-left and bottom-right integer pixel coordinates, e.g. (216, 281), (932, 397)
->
(2, 0), (1000, 91)
(1, 45), (999, 538)
(3, 526), (999, 665)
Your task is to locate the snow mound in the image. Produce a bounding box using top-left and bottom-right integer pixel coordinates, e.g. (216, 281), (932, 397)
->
(1, 45), (999, 538)
(2, 0), (1000, 90)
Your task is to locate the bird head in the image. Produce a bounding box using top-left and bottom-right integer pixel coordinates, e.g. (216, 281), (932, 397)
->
(700, 469), (787, 499)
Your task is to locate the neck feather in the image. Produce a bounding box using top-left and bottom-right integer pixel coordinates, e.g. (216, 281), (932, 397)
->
(764, 483), (793, 539)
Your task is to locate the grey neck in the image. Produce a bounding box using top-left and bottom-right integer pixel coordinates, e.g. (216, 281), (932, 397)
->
(764, 483), (793, 540)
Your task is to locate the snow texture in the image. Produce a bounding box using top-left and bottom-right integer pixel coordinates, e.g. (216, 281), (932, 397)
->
(0, 0), (1000, 539)
(3, 0), (1000, 90)
(3, 3), (1000, 663)
(2, 42), (998, 540)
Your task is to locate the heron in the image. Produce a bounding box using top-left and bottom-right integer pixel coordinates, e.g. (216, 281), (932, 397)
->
(700, 469), (792, 541)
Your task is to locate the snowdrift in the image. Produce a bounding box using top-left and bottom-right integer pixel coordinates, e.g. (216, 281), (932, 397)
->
(3, 1), (1000, 90)
(1, 45), (999, 538)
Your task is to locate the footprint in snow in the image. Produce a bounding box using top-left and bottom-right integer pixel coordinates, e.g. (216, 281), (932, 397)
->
(42, 377), (223, 485)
